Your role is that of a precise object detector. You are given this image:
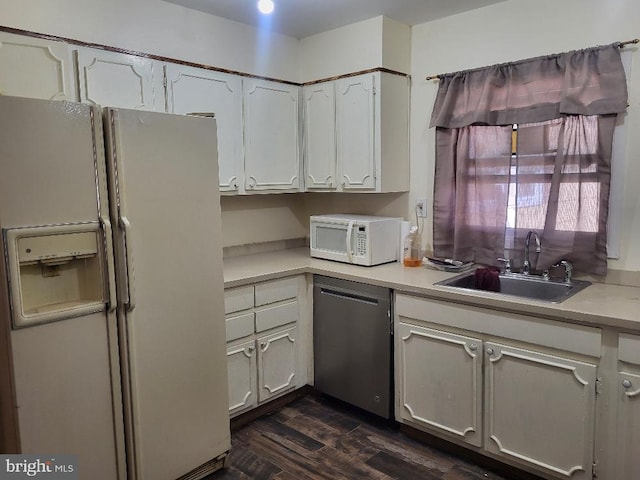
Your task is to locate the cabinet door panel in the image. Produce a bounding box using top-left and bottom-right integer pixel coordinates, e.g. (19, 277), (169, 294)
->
(244, 80), (299, 191)
(227, 340), (257, 416)
(616, 371), (640, 479)
(484, 342), (596, 479)
(303, 83), (336, 190)
(397, 323), (482, 446)
(257, 326), (296, 402)
(336, 74), (375, 190)
(165, 65), (243, 192)
(0, 32), (76, 101)
(77, 48), (158, 110)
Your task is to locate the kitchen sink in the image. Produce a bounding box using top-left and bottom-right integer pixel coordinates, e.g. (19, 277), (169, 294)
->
(435, 271), (591, 303)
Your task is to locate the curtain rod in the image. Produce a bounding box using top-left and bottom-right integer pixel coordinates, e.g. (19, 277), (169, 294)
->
(425, 38), (640, 81)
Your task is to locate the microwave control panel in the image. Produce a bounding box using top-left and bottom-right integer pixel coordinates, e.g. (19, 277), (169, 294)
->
(355, 226), (367, 255)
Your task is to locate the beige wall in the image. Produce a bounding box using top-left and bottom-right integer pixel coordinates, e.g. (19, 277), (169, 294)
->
(299, 15), (411, 82)
(0, 0), (300, 81)
(410, 0), (640, 272)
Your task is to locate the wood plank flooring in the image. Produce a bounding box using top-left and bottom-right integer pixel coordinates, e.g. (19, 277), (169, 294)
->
(207, 395), (519, 480)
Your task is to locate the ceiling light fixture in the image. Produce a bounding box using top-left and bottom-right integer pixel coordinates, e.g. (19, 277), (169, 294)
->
(257, 0), (274, 15)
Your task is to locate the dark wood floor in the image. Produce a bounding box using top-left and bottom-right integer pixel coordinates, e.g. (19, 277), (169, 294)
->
(207, 395), (514, 480)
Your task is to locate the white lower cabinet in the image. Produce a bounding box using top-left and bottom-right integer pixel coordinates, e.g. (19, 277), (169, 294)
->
(398, 323), (483, 447)
(484, 342), (596, 480)
(615, 334), (640, 479)
(395, 293), (601, 480)
(224, 276), (307, 417)
(257, 325), (297, 402)
(227, 339), (257, 414)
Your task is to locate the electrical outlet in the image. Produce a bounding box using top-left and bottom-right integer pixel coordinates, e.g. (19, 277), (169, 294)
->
(416, 198), (427, 218)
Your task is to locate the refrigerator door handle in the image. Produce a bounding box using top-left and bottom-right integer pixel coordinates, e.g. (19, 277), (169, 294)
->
(100, 216), (118, 312)
(119, 215), (137, 312)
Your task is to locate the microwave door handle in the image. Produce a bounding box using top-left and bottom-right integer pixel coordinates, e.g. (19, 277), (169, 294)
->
(346, 221), (354, 263)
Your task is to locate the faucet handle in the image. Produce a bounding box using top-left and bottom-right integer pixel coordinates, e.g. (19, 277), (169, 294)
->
(497, 257), (512, 273)
(552, 260), (573, 283)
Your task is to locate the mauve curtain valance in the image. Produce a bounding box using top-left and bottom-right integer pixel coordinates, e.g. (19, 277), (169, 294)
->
(429, 44), (628, 128)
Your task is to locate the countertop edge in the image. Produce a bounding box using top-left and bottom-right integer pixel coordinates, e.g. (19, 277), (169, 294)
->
(223, 248), (640, 333)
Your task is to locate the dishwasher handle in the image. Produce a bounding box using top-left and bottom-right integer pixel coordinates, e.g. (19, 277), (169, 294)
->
(319, 287), (380, 306)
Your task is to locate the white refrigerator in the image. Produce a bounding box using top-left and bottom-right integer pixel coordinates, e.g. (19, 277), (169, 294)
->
(0, 96), (230, 479)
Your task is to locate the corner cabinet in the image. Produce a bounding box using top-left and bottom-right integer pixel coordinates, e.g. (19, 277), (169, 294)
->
(243, 79), (300, 192)
(164, 64), (244, 194)
(395, 293), (601, 480)
(0, 31), (77, 101)
(224, 275), (308, 417)
(303, 71), (409, 193)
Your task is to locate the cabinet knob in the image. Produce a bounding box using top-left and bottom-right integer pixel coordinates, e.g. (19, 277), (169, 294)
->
(247, 345), (255, 353)
(233, 182), (238, 189)
(468, 343), (477, 352)
(623, 379), (633, 389)
(486, 348), (494, 356)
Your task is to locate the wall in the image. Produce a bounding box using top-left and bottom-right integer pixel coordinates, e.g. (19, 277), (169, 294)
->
(220, 195), (307, 248)
(0, 0), (300, 81)
(410, 0), (640, 273)
(299, 15), (411, 82)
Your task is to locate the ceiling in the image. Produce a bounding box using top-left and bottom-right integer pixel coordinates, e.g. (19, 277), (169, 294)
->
(162, 0), (507, 39)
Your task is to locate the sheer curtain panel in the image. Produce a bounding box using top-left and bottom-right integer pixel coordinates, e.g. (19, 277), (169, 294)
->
(431, 44), (627, 274)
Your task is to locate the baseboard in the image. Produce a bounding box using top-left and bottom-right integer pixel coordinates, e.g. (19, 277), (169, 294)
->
(229, 385), (312, 431)
(400, 424), (546, 480)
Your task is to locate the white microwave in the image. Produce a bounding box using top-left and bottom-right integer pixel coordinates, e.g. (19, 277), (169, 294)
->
(310, 214), (400, 266)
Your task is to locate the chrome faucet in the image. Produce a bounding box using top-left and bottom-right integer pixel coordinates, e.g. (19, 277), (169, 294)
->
(523, 230), (541, 275)
(552, 260), (573, 284)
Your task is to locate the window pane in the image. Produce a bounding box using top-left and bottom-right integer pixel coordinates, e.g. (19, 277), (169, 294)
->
(557, 182), (600, 232)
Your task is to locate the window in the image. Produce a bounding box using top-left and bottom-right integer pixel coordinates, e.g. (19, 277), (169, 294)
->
(429, 44), (627, 275)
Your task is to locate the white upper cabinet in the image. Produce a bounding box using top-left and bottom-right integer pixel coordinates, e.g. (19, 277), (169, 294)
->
(305, 71), (409, 193)
(243, 79), (300, 192)
(336, 74), (376, 190)
(303, 82), (336, 190)
(165, 65), (244, 193)
(0, 32), (76, 101)
(76, 47), (162, 111)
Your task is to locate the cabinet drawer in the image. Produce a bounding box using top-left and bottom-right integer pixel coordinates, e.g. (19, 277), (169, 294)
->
(224, 285), (254, 314)
(255, 277), (299, 306)
(619, 333), (640, 364)
(255, 300), (298, 332)
(225, 312), (255, 342)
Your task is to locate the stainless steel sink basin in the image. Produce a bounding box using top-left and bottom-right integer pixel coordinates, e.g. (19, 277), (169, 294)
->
(435, 271), (591, 303)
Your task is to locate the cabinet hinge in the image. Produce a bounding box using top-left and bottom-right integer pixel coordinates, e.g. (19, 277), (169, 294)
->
(592, 460), (598, 478)
(163, 76), (167, 88)
(595, 378), (603, 395)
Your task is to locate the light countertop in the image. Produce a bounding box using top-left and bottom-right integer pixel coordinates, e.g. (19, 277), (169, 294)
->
(223, 247), (640, 333)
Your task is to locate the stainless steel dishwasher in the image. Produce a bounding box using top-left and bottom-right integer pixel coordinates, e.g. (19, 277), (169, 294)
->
(313, 275), (392, 419)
